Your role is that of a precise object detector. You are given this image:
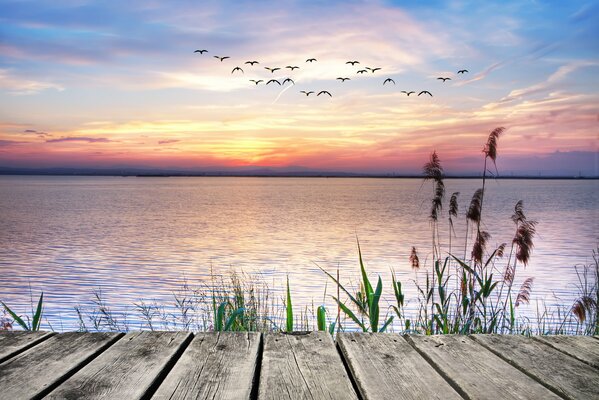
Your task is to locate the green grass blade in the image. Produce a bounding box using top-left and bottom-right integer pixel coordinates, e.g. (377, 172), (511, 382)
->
(369, 276), (383, 331)
(318, 266), (366, 314)
(378, 315), (394, 332)
(1, 301), (29, 330)
(328, 321), (336, 335)
(224, 307), (245, 331)
(32, 292), (44, 331)
(333, 296), (366, 331)
(317, 305), (326, 331)
(286, 276), (293, 332)
(357, 239), (374, 306)
(215, 301), (227, 331)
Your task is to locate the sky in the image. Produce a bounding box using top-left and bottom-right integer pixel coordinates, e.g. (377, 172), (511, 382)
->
(0, 0), (598, 176)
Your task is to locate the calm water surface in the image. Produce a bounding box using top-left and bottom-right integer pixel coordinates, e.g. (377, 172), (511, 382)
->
(1, 176), (597, 330)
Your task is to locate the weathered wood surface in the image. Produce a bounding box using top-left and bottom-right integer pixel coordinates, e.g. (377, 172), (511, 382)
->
(337, 333), (461, 400)
(0, 332), (121, 399)
(46, 331), (191, 399)
(259, 332), (358, 400)
(153, 332), (260, 400)
(473, 334), (599, 400)
(407, 335), (561, 400)
(0, 331), (598, 400)
(0, 331), (54, 364)
(533, 335), (599, 369)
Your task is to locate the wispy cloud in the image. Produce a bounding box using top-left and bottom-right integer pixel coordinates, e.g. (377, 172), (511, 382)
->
(0, 69), (64, 95)
(46, 137), (111, 143)
(158, 139), (179, 145)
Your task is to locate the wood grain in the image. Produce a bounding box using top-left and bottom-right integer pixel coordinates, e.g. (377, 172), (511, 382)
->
(152, 332), (260, 400)
(46, 331), (192, 399)
(0, 331), (54, 364)
(473, 334), (599, 399)
(0, 332), (121, 399)
(408, 335), (561, 400)
(337, 333), (461, 400)
(533, 335), (599, 369)
(259, 332), (358, 400)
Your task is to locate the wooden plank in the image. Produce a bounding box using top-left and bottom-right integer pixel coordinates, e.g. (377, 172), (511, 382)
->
(407, 335), (561, 400)
(0, 331), (55, 363)
(473, 334), (599, 399)
(153, 332), (260, 400)
(533, 335), (599, 369)
(259, 331), (358, 400)
(46, 331), (192, 399)
(0, 332), (121, 399)
(337, 333), (461, 400)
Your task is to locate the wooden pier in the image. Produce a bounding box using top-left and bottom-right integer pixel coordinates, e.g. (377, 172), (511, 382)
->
(1, 331), (598, 399)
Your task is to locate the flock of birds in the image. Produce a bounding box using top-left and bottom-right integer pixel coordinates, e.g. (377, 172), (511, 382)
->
(193, 49), (469, 98)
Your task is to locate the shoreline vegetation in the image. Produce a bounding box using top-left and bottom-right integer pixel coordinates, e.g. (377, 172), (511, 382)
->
(2, 128), (598, 335)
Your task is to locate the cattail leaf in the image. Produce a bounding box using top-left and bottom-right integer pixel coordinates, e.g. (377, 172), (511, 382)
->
(379, 316), (394, 332)
(1, 301), (30, 331)
(318, 266), (366, 314)
(285, 276), (293, 332)
(32, 292), (43, 331)
(224, 307), (245, 331)
(333, 296), (366, 331)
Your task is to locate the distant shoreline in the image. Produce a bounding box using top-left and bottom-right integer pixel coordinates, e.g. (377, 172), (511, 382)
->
(0, 172), (596, 179)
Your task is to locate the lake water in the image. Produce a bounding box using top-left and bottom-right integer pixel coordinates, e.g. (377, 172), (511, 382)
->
(0, 176), (597, 331)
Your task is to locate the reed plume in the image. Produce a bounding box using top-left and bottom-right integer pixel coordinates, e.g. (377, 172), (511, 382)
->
(571, 295), (596, 323)
(472, 230), (490, 266)
(423, 151), (445, 223)
(409, 246), (420, 269)
(448, 192), (459, 254)
(483, 126), (505, 166)
(514, 220), (537, 266)
(496, 242), (507, 258)
(515, 277), (534, 307)
(423, 151), (443, 181)
(511, 200), (526, 225)
(467, 188), (484, 224)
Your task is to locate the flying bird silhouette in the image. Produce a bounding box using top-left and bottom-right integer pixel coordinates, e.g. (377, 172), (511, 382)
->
(457, 69), (469, 74)
(300, 91), (314, 96)
(194, 49), (208, 54)
(317, 91), (332, 97)
(249, 79), (263, 85)
(336, 77), (350, 82)
(266, 79), (281, 85)
(401, 91), (415, 96)
(214, 56), (230, 62)
(282, 78), (295, 85)
(231, 67), (244, 74)
(265, 67), (280, 73)
(437, 77), (451, 82)
(366, 67), (381, 73)
(418, 91), (433, 96)
(346, 61), (359, 65)
(383, 78), (395, 85)
(245, 61), (259, 65)
(306, 58), (317, 62)
(286, 66), (299, 70)
(357, 69), (367, 74)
